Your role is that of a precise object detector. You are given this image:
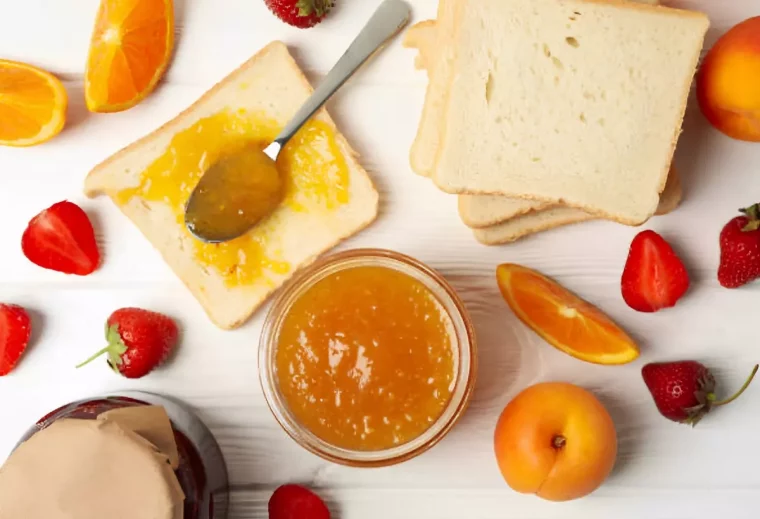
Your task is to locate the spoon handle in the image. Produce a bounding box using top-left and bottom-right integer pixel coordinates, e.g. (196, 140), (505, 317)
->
(271, 0), (410, 150)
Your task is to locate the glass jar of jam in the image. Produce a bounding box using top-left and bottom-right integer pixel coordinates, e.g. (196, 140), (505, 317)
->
(13, 392), (228, 519)
(259, 249), (477, 467)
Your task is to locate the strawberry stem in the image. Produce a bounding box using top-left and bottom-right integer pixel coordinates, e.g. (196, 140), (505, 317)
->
(75, 346), (112, 368)
(296, 0), (332, 17)
(712, 364), (758, 407)
(74, 324), (128, 373)
(740, 204), (760, 232)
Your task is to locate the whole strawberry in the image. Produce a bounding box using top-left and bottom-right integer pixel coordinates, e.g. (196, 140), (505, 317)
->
(642, 361), (758, 426)
(22, 200), (100, 276)
(718, 204), (760, 288)
(264, 0), (335, 29)
(0, 304), (32, 376)
(269, 484), (330, 519)
(77, 308), (178, 379)
(621, 230), (690, 312)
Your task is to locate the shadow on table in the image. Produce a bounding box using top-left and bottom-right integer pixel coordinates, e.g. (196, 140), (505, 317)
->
(445, 274), (535, 425)
(593, 389), (646, 482)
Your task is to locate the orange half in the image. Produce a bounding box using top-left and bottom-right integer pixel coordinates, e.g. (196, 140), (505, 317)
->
(85, 0), (174, 113)
(497, 263), (639, 365)
(0, 60), (67, 147)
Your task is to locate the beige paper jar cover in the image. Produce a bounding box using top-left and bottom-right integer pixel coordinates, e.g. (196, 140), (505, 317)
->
(0, 405), (185, 519)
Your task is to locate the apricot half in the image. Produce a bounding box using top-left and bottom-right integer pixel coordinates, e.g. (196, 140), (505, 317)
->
(493, 382), (617, 502)
(697, 17), (760, 142)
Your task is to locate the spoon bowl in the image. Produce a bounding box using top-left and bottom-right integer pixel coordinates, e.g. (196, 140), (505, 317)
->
(185, 143), (283, 243)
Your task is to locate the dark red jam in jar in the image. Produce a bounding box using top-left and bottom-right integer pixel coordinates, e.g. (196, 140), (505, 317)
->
(17, 393), (228, 519)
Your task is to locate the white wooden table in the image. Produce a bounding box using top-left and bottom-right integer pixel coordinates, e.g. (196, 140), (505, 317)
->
(1, 1), (759, 517)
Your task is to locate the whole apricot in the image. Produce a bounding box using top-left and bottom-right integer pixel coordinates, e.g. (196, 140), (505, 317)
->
(493, 382), (617, 502)
(697, 17), (760, 142)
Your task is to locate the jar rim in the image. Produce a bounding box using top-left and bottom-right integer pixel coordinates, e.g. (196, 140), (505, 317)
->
(258, 248), (477, 467)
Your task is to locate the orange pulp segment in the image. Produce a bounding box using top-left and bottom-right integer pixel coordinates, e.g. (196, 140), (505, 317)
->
(0, 60), (67, 147)
(497, 263), (639, 365)
(85, 0), (174, 112)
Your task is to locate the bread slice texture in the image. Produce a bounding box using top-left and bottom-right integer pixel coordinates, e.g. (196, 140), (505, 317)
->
(404, 0), (681, 231)
(430, 0), (708, 225)
(474, 165), (682, 245)
(84, 42), (379, 329)
(405, 12), (557, 225)
(404, 0), (666, 180)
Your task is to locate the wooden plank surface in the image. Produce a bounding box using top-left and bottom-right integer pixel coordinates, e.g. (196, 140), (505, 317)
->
(1, 1), (759, 518)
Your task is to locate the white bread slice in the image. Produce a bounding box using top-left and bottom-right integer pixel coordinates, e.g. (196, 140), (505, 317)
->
(474, 166), (683, 245)
(84, 42), (379, 329)
(404, 0), (663, 177)
(403, 0), (671, 182)
(474, 206), (594, 245)
(403, 0), (457, 178)
(460, 165), (681, 228)
(404, 16), (554, 226)
(430, 0), (708, 225)
(404, 0), (681, 231)
(458, 195), (547, 228)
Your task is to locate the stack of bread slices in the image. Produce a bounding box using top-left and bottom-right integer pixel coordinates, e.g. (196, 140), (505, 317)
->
(404, 0), (709, 245)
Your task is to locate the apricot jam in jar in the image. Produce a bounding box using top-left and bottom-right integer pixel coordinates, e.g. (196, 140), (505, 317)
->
(260, 249), (476, 467)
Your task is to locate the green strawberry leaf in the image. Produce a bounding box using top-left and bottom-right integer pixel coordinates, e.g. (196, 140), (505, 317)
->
(297, 0), (333, 18)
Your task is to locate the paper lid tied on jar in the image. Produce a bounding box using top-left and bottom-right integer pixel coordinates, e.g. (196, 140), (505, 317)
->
(0, 405), (185, 519)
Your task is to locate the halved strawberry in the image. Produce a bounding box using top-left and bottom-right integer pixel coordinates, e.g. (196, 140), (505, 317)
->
(621, 230), (690, 312)
(0, 304), (32, 376)
(21, 201), (100, 275)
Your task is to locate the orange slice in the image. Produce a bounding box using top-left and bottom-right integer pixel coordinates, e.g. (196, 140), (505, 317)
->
(85, 0), (174, 113)
(0, 60), (67, 147)
(497, 263), (639, 365)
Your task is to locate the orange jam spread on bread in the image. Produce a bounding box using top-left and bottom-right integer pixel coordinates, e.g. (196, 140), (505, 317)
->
(275, 265), (456, 451)
(115, 110), (350, 287)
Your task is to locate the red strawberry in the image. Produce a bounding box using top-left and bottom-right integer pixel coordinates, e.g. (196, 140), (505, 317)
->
(269, 484), (330, 519)
(642, 361), (758, 426)
(621, 230), (690, 312)
(22, 200), (100, 276)
(0, 304), (32, 376)
(76, 308), (178, 379)
(264, 0), (334, 29)
(718, 204), (760, 288)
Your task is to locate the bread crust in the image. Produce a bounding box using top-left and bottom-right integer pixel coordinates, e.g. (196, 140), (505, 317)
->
(473, 209), (594, 245)
(460, 165), (682, 229)
(473, 164), (683, 245)
(404, 20), (437, 73)
(457, 197), (550, 229)
(403, 0), (457, 177)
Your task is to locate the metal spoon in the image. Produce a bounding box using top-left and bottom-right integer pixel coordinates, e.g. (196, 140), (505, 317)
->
(185, 0), (411, 243)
